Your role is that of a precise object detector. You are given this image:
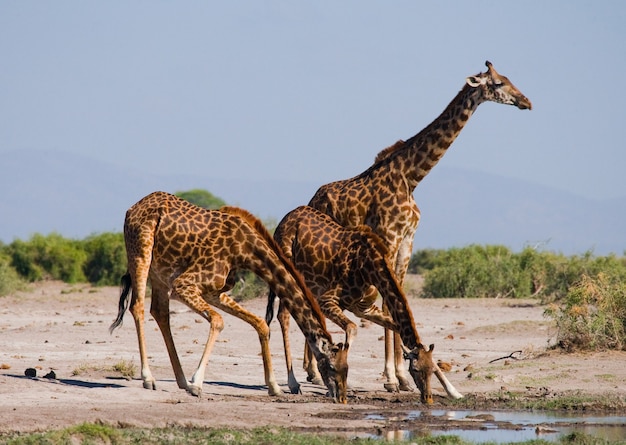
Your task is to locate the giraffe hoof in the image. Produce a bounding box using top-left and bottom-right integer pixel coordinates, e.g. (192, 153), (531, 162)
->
(187, 385), (202, 397)
(383, 382), (400, 393)
(400, 384), (414, 392)
(143, 381), (157, 391)
(308, 377), (324, 386)
(268, 385), (283, 396)
(288, 384), (302, 395)
(398, 377), (415, 392)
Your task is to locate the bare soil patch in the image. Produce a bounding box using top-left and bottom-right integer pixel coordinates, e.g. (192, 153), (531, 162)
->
(1, 280), (625, 437)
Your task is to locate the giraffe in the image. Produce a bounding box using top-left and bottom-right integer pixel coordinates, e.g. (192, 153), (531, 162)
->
(265, 205), (463, 403)
(308, 61), (532, 392)
(109, 191), (349, 402)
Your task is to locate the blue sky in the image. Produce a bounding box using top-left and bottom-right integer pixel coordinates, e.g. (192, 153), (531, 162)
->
(2, 2), (625, 202)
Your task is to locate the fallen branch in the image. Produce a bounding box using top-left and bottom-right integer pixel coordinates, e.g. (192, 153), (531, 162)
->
(489, 350), (523, 363)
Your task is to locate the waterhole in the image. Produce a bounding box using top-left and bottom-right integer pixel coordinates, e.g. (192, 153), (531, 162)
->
(366, 409), (626, 443)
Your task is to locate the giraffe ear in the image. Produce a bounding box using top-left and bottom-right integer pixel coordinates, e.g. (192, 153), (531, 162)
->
(466, 75), (484, 87)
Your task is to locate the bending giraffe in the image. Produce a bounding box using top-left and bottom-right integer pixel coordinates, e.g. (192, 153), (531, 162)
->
(109, 191), (348, 402)
(265, 205), (462, 403)
(308, 61), (532, 392)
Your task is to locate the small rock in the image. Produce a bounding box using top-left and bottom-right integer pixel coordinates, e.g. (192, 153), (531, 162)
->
(25, 368), (37, 378)
(43, 370), (57, 379)
(437, 361), (452, 372)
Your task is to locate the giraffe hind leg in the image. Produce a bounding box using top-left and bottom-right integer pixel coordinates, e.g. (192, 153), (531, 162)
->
(276, 301), (302, 394)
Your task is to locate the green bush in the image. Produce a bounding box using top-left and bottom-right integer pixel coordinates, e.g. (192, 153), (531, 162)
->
(82, 232), (127, 286)
(545, 273), (626, 351)
(413, 246), (626, 301)
(231, 271), (270, 302)
(175, 189), (226, 209)
(0, 253), (26, 296)
(419, 245), (533, 298)
(6, 233), (87, 283)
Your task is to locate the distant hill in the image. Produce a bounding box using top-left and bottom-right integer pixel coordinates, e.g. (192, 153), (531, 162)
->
(1, 149), (624, 255)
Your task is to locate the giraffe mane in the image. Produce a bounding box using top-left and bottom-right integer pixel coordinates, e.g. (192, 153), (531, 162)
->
(373, 140), (406, 164)
(352, 224), (390, 257)
(219, 205), (329, 331)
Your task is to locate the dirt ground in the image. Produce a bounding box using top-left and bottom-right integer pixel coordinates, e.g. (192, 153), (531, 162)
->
(1, 280), (625, 438)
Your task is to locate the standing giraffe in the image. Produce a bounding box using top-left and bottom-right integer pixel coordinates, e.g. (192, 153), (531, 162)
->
(308, 61), (532, 392)
(265, 205), (462, 403)
(109, 191), (348, 402)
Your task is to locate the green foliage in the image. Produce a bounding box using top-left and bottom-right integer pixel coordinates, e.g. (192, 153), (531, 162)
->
(175, 188), (226, 209)
(231, 270), (270, 302)
(5, 233), (87, 283)
(82, 232), (127, 286)
(408, 248), (446, 274)
(545, 273), (626, 351)
(1, 424), (475, 445)
(0, 253), (26, 296)
(419, 245), (533, 298)
(413, 246), (626, 301)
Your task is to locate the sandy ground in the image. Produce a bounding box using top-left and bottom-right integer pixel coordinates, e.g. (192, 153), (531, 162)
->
(1, 280), (625, 437)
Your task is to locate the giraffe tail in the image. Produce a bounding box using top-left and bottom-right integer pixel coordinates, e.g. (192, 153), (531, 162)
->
(109, 272), (132, 334)
(264, 289), (278, 325)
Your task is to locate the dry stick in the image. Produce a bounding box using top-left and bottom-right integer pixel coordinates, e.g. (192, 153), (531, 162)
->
(489, 350), (523, 364)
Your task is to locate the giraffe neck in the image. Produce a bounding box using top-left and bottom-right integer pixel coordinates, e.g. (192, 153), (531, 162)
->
(381, 83), (484, 189)
(247, 244), (335, 356)
(376, 264), (423, 349)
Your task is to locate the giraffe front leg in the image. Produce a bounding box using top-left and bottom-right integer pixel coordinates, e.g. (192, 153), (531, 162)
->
(383, 327), (400, 392)
(394, 332), (414, 392)
(434, 363), (463, 399)
(303, 342), (324, 386)
(187, 307), (224, 397)
(151, 286), (190, 392)
(216, 292), (282, 396)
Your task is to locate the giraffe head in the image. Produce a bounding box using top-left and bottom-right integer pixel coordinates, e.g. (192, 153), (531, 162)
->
(466, 61), (532, 110)
(404, 343), (436, 404)
(316, 341), (349, 404)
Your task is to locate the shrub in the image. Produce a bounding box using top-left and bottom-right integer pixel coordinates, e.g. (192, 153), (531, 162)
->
(545, 273), (626, 351)
(6, 233), (86, 283)
(82, 232), (127, 286)
(420, 245), (532, 298)
(175, 189), (226, 209)
(0, 253), (26, 296)
(231, 271), (270, 302)
(413, 246), (626, 301)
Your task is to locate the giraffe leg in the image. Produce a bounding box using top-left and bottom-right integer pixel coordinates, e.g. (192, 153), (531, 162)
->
(318, 290), (358, 349)
(383, 327), (400, 392)
(394, 331), (414, 392)
(128, 262), (157, 391)
(150, 284), (189, 391)
(381, 300), (401, 392)
(392, 235), (416, 391)
(276, 301), (302, 394)
(166, 279), (226, 397)
(187, 306), (224, 396)
(303, 340), (324, 386)
(213, 292), (282, 396)
(434, 363), (463, 399)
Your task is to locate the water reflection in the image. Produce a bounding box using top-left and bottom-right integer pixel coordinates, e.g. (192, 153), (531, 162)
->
(368, 409), (626, 443)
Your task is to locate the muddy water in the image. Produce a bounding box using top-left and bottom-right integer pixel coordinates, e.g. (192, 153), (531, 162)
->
(369, 410), (626, 443)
